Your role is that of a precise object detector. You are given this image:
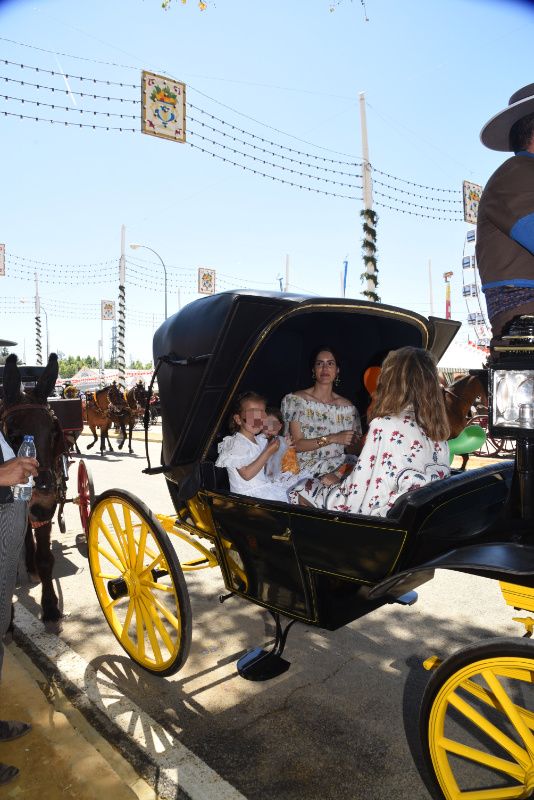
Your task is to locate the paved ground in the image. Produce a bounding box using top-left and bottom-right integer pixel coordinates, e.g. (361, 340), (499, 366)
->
(12, 432), (521, 800)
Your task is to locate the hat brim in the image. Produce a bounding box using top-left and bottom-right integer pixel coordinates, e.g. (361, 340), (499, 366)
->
(481, 95), (534, 151)
(0, 339), (17, 347)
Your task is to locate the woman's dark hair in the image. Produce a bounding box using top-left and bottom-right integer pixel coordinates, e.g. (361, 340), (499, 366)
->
(309, 345), (340, 372)
(228, 390), (266, 433)
(510, 112), (534, 152)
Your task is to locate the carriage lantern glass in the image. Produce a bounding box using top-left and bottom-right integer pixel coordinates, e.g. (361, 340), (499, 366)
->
(488, 316), (534, 438)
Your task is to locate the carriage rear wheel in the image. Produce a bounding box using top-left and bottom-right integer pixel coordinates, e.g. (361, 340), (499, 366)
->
(77, 460), (95, 536)
(420, 638), (534, 799)
(88, 489), (192, 676)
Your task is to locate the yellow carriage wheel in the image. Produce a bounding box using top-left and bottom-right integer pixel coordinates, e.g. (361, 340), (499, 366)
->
(421, 638), (534, 800)
(88, 489), (192, 676)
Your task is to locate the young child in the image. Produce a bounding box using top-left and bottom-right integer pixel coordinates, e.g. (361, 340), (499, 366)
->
(216, 392), (290, 502)
(263, 407), (299, 479)
(290, 347), (450, 516)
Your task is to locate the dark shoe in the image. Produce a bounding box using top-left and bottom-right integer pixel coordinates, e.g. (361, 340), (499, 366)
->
(0, 763), (19, 785)
(0, 720), (31, 742)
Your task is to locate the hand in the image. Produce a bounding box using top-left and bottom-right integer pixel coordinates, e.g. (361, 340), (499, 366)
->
(266, 438), (280, 454)
(331, 430), (356, 446)
(0, 457), (39, 487)
(320, 471), (340, 487)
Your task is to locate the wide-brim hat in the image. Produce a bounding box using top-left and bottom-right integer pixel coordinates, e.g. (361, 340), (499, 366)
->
(0, 339), (16, 347)
(481, 83), (534, 151)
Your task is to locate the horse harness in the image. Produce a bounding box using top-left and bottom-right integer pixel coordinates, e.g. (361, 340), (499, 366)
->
(0, 401), (70, 526)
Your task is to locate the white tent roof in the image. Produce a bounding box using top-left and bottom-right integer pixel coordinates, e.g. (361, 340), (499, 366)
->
(438, 339), (488, 370)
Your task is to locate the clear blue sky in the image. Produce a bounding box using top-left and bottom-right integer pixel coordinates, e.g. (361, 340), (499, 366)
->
(1, 0), (533, 364)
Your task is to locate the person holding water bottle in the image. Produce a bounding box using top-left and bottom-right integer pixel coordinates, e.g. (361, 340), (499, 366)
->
(0, 429), (38, 785)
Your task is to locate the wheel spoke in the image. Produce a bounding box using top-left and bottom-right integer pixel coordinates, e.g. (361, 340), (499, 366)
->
(141, 579), (175, 593)
(97, 519), (127, 569)
(151, 594), (180, 630)
(123, 507), (138, 570)
(145, 600), (175, 653)
(120, 599), (135, 645)
(139, 553), (165, 578)
(106, 504), (130, 567)
(138, 596), (163, 664)
(134, 522), (148, 573)
(96, 543), (124, 574)
(133, 597), (146, 660)
(482, 669), (534, 757)
(438, 736), (525, 782)
(448, 691), (531, 769)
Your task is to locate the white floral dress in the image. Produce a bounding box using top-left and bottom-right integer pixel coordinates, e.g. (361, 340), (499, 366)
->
(281, 393), (361, 477)
(216, 432), (291, 502)
(289, 411), (450, 517)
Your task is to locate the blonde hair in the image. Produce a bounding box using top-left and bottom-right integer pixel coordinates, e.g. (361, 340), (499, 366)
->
(371, 347), (450, 441)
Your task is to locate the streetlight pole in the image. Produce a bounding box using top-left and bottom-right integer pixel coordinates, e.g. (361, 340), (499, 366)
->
(130, 243), (168, 320)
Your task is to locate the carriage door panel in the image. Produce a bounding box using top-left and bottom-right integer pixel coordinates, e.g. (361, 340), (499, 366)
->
(209, 495), (312, 620)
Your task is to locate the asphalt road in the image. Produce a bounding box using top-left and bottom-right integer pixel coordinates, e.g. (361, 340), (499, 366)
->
(15, 433), (522, 800)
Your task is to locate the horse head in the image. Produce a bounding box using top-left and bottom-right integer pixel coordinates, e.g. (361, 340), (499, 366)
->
(1, 353), (63, 520)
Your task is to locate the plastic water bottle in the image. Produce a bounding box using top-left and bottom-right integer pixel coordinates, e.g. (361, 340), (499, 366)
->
(13, 435), (36, 502)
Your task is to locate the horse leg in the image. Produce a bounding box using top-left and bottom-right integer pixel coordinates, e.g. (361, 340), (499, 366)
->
(24, 521), (39, 583)
(128, 419), (134, 453)
(34, 523), (61, 621)
(86, 422), (98, 450)
(100, 426), (108, 455)
(117, 421), (127, 450)
(460, 453), (469, 471)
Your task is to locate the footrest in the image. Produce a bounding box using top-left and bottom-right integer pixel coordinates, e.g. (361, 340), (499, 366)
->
(237, 647), (291, 681)
(391, 590), (418, 606)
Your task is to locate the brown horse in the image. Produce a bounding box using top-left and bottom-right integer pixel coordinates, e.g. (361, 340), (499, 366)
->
(1, 353), (66, 622)
(120, 382), (148, 452)
(85, 383), (130, 455)
(442, 373), (488, 438)
(442, 373), (488, 468)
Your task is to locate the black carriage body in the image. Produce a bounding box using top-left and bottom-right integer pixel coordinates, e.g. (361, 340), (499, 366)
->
(153, 292), (524, 630)
(48, 397), (84, 433)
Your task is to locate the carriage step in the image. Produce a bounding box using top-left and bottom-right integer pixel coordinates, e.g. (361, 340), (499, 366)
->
(392, 590), (418, 606)
(237, 647), (291, 681)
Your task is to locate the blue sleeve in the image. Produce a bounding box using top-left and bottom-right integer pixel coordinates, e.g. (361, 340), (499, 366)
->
(510, 212), (534, 255)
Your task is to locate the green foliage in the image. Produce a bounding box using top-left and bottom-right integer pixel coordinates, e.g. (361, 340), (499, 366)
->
(129, 359), (153, 370)
(58, 355), (99, 378)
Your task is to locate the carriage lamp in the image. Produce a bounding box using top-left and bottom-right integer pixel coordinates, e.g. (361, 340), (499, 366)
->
(488, 315), (534, 520)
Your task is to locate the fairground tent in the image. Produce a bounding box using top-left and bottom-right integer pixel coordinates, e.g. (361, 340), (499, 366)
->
(60, 367), (153, 391)
(438, 339), (488, 378)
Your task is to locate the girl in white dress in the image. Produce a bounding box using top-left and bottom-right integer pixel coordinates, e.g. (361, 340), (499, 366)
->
(290, 347), (451, 517)
(216, 392), (291, 502)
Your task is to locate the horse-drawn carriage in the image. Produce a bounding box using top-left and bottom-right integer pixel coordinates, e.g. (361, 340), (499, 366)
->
(85, 291), (534, 798)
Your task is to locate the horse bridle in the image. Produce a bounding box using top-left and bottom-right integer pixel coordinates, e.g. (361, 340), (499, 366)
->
(0, 401), (68, 498)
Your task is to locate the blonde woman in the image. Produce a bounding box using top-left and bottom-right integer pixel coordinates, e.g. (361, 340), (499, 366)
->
(290, 347), (450, 516)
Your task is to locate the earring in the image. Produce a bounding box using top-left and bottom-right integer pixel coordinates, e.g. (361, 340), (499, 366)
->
(334, 375), (340, 386)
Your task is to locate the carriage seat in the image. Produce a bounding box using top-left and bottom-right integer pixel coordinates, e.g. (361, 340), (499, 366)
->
(386, 461), (514, 541)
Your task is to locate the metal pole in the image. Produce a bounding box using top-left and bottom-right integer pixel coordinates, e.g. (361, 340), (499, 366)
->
(359, 92), (377, 301)
(34, 272), (42, 365)
(100, 314), (104, 385)
(284, 254), (289, 292)
(118, 225), (126, 386)
(429, 259), (434, 315)
(130, 243), (167, 319)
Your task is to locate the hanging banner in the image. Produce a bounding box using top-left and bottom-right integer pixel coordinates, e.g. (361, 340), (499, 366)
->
(198, 268), (216, 295)
(462, 180), (483, 224)
(0, 244), (4, 276)
(101, 300), (116, 320)
(141, 71), (186, 142)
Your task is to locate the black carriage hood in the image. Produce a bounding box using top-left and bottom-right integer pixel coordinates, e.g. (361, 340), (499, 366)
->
(152, 291), (459, 488)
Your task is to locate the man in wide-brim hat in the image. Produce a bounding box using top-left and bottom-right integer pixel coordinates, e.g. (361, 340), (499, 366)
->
(476, 84), (534, 337)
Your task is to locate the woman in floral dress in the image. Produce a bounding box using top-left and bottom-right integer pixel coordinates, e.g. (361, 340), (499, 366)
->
(281, 346), (362, 478)
(289, 347), (450, 517)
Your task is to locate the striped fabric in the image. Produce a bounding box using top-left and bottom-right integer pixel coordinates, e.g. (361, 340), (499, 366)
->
(0, 500), (28, 677)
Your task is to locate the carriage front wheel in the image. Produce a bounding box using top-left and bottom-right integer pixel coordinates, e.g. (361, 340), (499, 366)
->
(88, 489), (192, 676)
(77, 459), (95, 536)
(420, 638), (534, 799)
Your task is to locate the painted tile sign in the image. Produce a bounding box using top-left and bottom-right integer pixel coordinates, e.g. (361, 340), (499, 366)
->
(141, 71), (186, 142)
(462, 180), (483, 224)
(198, 268), (216, 295)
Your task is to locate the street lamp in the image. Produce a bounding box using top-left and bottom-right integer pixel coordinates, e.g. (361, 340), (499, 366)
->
(130, 243), (168, 320)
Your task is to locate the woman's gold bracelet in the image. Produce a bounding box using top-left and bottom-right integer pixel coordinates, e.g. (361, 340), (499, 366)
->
(316, 435), (329, 448)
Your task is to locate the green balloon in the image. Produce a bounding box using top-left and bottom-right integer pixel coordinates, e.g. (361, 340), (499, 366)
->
(448, 425), (487, 464)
